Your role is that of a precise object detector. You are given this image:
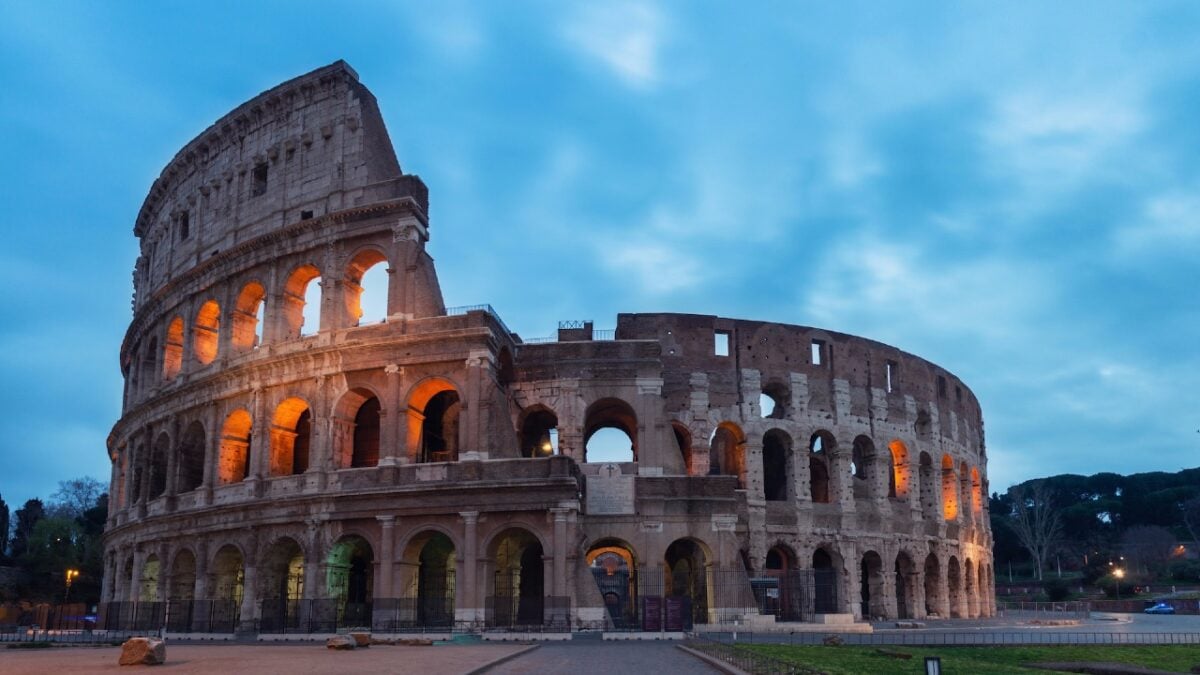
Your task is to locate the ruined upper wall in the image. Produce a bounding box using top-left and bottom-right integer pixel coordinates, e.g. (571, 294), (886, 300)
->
(131, 61), (428, 310)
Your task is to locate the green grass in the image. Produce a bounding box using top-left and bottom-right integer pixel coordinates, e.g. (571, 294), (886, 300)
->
(738, 643), (1200, 674)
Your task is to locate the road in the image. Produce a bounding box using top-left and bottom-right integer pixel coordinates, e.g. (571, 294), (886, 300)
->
(483, 634), (723, 674)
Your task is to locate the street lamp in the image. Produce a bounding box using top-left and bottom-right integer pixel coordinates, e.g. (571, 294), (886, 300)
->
(64, 569), (80, 604)
(1113, 568), (1125, 602)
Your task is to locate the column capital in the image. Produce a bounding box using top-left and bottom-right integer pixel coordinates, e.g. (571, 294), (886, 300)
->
(376, 515), (396, 526)
(459, 510), (480, 525)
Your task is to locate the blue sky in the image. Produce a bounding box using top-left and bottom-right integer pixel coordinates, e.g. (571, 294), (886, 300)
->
(1, 1), (1197, 509)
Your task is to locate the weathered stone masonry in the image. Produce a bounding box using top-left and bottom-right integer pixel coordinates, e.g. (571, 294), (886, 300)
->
(104, 61), (994, 631)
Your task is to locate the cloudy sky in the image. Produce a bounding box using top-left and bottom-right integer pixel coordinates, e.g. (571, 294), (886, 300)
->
(1, 1), (1197, 509)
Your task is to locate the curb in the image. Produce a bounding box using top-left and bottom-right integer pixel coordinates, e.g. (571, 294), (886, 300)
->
(675, 644), (748, 675)
(463, 643), (540, 675)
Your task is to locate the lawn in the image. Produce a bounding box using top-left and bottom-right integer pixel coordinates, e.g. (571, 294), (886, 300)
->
(738, 643), (1200, 674)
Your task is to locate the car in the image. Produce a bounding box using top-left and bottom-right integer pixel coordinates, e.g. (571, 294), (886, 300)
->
(1144, 602), (1176, 615)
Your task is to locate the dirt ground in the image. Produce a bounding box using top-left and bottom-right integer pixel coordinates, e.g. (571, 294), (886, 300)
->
(0, 642), (531, 674)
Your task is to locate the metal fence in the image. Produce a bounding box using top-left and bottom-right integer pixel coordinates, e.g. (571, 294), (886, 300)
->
(686, 639), (824, 675)
(704, 630), (1200, 646)
(997, 600), (1091, 619)
(484, 595), (571, 631)
(100, 600), (240, 633)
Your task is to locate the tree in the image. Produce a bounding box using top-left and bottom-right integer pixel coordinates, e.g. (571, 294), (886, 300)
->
(48, 477), (105, 520)
(10, 499), (45, 561)
(0, 493), (9, 562)
(1007, 480), (1063, 581)
(1182, 495), (1200, 548)
(19, 516), (83, 601)
(1121, 525), (1178, 577)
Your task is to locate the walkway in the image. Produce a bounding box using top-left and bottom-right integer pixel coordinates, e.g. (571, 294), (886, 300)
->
(483, 634), (723, 674)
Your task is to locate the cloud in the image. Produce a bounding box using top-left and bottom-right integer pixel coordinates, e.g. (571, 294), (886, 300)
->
(593, 238), (700, 295)
(1112, 190), (1200, 255)
(561, 1), (665, 89)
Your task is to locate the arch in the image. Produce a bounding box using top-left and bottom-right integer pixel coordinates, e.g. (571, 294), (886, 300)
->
(193, 300), (220, 365)
(344, 248), (390, 326)
(964, 558), (978, 618)
(762, 429), (792, 501)
(859, 550), (886, 619)
(140, 338), (158, 392)
(764, 543), (803, 621)
(923, 553), (942, 617)
(709, 421), (746, 487)
(399, 530), (457, 628)
(584, 397), (637, 463)
(941, 454), (959, 521)
(405, 378), (461, 464)
(587, 538), (638, 629)
(813, 547), (840, 613)
(327, 535), (374, 624)
(488, 527), (546, 626)
(518, 405), (558, 458)
(231, 281), (267, 351)
(888, 440), (911, 499)
(894, 551), (917, 620)
(269, 397), (312, 476)
(217, 409), (252, 484)
(918, 452), (938, 520)
(139, 554), (161, 602)
(664, 538), (710, 627)
(970, 467), (983, 516)
(809, 430), (836, 504)
(162, 316), (184, 380)
(671, 422), (693, 475)
(176, 420), (206, 492)
(211, 544), (245, 606)
(169, 548), (197, 601)
(260, 537), (306, 602)
(947, 555), (963, 618)
(851, 435), (873, 481)
(283, 263), (322, 338)
(959, 460), (972, 520)
(333, 388), (381, 468)
(149, 432), (169, 499)
(760, 380), (789, 419)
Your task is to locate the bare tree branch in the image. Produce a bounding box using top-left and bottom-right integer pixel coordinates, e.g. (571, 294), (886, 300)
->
(1007, 480), (1063, 581)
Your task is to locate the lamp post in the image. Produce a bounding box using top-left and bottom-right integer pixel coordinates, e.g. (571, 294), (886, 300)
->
(1113, 568), (1125, 603)
(64, 568), (80, 604)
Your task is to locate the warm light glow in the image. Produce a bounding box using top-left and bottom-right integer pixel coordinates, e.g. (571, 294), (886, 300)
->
(1114, 568), (1125, 579)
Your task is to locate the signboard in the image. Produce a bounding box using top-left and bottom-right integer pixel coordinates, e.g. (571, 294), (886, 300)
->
(586, 464), (635, 515)
(665, 596), (691, 631)
(641, 596), (662, 632)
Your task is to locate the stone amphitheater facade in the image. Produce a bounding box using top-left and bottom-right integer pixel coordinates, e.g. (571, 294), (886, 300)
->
(103, 61), (994, 633)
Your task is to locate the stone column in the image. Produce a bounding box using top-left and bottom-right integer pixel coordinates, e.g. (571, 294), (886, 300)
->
(551, 509), (568, 597)
(304, 522), (324, 600)
(377, 516), (396, 599)
(380, 364), (403, 465)
(130, 548), (146, 603)
(201, 403), (219, 504)
(249, 387), (268, 483)
(464, 354), (486, 453)
(458, 511), (479, 625)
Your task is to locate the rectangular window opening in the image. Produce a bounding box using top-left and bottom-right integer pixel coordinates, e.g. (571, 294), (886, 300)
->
(937, 375), (947, 398)
(178, 211), (189, 240)
(956, 386), (962, 403)
(714, 331), (730, 356)
(252, 164), (269, 197)
(811, 339), (825, 366)
(886, 360), (897, 393)
(300, 209), (314, 220)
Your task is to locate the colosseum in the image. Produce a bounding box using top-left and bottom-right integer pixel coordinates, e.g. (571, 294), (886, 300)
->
(102, 61), (994, 636)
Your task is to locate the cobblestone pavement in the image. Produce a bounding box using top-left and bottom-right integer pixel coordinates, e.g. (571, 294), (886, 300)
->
(483, 636), (723, 674)
(0, 642), (529, 675)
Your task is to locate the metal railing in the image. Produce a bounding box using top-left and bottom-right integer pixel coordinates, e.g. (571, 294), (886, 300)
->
(704, 630), (1200, 646)
(687, 638), (823, 675)
(997, 600), (1091, 619)
(444, 304), (513, 336)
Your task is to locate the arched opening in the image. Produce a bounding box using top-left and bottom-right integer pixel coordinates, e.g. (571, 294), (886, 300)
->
(764, 545), (802, 621)
(139, 554), (161, 602)
(176, 421), (206, 493)
(421, 390), (460, 463)
(664, 539), (709, 627)
(519, 407), (558, 458)
(809, 431), (835, 503)
(965, 558), (978, 618)
(344, 249), (390, 326)
(269, 397), (312, 476)
(163, 316), (184, 380)
(813, 548), (839, 614)
(970, 467), (983, 516)
(212, 545), (245, 607)
(859, 551), (885, 620)
(259, 538), (305, 632)
(889, 440), (910, 499)
(149, 432), (169, 499)
(959, 461), (971, 521)
(496, 348), (514, 386)
(232, 281), (266, 351)
(217, 409), (252, 484)
(353, 396), (381, 468)
(760, 381), (788, 419)
(170, 549), (196, 602)
(131, 445), (144, 502)
(140, 338), (158, 391)
(923, 553), (942, 618)
(584, 398), (637, 463)
(193, 300), (220, 365)
(762, 429), (791, 501)
(489, 528), (545, 627)
(895, 552), (917, 620)
(942, 455), (959, 521)
(947, 556), (962, 618)
(586, 539), (637, 629)
(919, 452), (937, 520)
(671, 422), (693, 475)
(400, 531), (456, 628)
(283, 264), (322, 338)
(709, 422), (746, 487)
(851, 436), (875, 493)
(327, 535), (374, 626)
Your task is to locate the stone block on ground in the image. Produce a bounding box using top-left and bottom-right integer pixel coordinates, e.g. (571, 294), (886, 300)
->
(119, 637), (166, 666)
(348, 631), (371, 647)
(326, 635), (356, 650)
